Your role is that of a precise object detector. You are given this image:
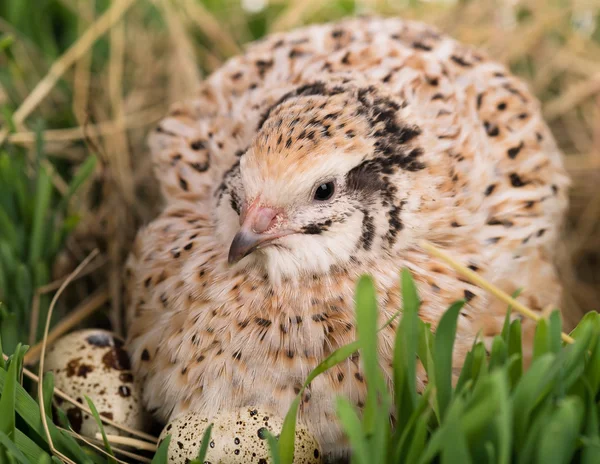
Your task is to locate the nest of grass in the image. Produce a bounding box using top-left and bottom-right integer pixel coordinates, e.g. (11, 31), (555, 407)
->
(1, 0), (598, 339)
(0, 1), (599, 462)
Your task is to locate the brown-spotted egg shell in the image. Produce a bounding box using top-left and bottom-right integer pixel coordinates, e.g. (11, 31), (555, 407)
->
(44, 329), (145, 438)
(158, 407), (321, 463)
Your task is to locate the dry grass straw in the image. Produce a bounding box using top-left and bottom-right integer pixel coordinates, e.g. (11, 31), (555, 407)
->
(64, 428), (130, 464)
(37, 250), (100, 464)
(25, 286), (110, 364)
(7, 106), (164, 148)
(8, 357), (158, 443)
(64, 429), (153, 463)
(5, 0), (137, 135)
(2, 348), (158, 449)
(26, 248), (159, 451)
(27, 254), (107, 347)
(95, 433), (157, 452)
(419, 240), (575, 344)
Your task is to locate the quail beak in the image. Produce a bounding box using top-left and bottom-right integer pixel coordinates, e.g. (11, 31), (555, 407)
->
(228, 203), (293, 264)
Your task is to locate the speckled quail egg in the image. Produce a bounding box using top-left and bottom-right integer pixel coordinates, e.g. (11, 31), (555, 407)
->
(44, 329), (145, 438)
(158, 407), (322, 463)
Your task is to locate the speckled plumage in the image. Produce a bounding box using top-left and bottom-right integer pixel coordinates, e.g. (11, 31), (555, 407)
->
(125, 16), (569, 458)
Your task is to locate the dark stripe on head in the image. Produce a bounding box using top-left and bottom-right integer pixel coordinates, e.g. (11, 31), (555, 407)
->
(386, 200), (405, 246)
(346, 160), (386, 196)
(359, 210), (375, 250)
(256, 82), (345, 131)
(345, 147), (424, 198)
(301, 219), (333, 235)
(215, 160), (242, 214)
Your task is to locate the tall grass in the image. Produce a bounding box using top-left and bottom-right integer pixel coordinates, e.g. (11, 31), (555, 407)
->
(0, 132), (95, 353)
(2, 270), (600, 462)
(1, 0), (598, 342)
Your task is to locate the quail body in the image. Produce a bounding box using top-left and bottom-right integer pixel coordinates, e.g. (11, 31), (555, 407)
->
(125, 16), (569, 459)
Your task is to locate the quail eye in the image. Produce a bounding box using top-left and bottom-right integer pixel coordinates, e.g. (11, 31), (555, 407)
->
(314, 182), (335, 202)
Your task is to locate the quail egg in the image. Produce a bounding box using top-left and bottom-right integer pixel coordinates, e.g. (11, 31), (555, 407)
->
(44, 329), (144, 438)
(159, 407), (321, 463)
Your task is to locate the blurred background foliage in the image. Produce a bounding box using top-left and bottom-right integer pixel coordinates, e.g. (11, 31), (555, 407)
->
(0, 0), (599, 351)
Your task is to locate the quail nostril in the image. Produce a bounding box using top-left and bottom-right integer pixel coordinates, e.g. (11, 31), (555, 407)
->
(253, 207), (278, 233)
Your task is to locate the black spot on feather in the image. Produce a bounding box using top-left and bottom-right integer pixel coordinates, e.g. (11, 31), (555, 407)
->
(451, 55), (472, 67)
(386, 200), (405, 246)
(484, 121), (500, 137)
(189, 161), (209, 172)
(359, 210), (375, 250)
(190, 140), (206, 150)
(510, 173), (527, 187)
(507, 142), (524, 159)
(302, 220), (333, 235)
(464, 290), (476, 302)
(412, 41), (432, 51)
(178, 177), (188, 191)
(255, 318), (272, 327)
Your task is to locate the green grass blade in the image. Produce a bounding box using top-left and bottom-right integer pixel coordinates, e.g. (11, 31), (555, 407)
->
(500, 289), (522, 344)
(14, 263), (32, 313)
(0, 259), (7, 302)
(512, 353), (556, 449)
(278, 329), (362, 464)
(0, 240), (16, 279)
(548, 311), (562, 354)
(393, 269), (419, 430)
(14, 429), (50, 463)
(0, 431), (30, 464)
(416, 319), (435, 377)
(507, 319), (523, 387)
(395, 386), (433, 460)
(532, 318), (549, 360)
(417, 396), (467, 464)
(355, 275), (382, 437)
(494, 371), (512, 464)
(489, 336), (508, 371)
(455, 337), (480, 395)
(581, 381), (600, 464)
(536, 397), (584, 464)
(196, 423), (213, 463)
(404, 409), (431, 463)
(517, 401), (553, 464)
(277, 395), (301, 464)
(500, 303), (512, 343)
(434, 300), (464, 421)
(151, 435), (170, 464)
(441, 415), (472, 464)
(57, 155), (97, 213)
(461, 373), (505, 438)
(0, 310), (19, 356)
(0, 208), (18, 250)
(265, 430), (281, 464)
(0, 369), (92, 463)
(465, 341), (489, 389)
(41, 373), (54, 421)
(28, 163), (53, 265)
(555, 324), (594, 394)
(0, 336), (4, 370)
(0, 343), (22, 441)
(583, 331), (600, 394)
(336, 397), (369, 464)
(569, 311), (600, 340)
(84, 396), (116, 463)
